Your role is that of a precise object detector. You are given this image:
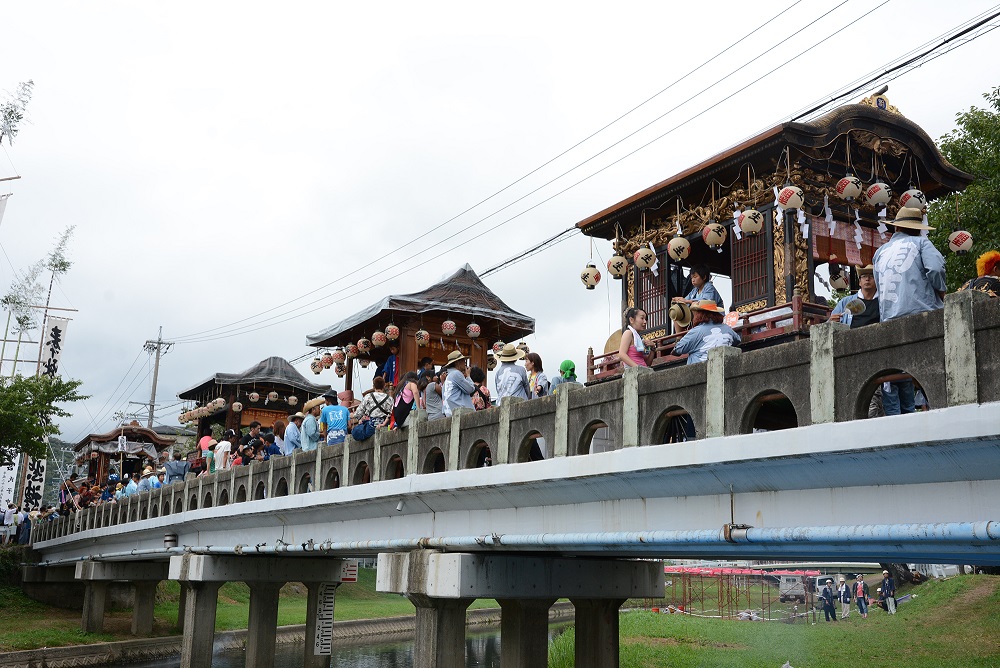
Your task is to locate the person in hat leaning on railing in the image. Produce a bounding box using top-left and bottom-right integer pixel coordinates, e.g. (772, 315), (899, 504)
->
(828, 265), (880, 328)
(872, 207), (946, 415)
(441, 350), (477, 416)
(672, 300), (741, 364)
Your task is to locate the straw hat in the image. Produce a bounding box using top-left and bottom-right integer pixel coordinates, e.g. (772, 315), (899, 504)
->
(857, 264), (874, 277)
(441, 350), (469, 369)
(668, 302), (692, 327)
(689, 299), (726, 315)
(892, 207), (934, 231)
(290, 412), (305, 421)
(303, 397), (324, 412)
(141, 466), (154, 478)
(494, 343), (525, 363)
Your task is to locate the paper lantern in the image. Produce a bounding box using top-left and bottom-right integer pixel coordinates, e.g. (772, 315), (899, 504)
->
(948, 230), (973, 254)
(777, 185), (804, 209)
(345, 344), (359, 358)
(738, 209), (764, 236)
(321, 351), (334, 368)
(667, 236), (690, 261)
(385, 324), (400, 341)
(267, 391), (279, 402)
(178, 414), (186, 424)
(701, 222), (727, 251)
(334, 362), (347, 377)
(249, 391), (260, 403)
(634, 247), (656, 270)
(232, 402), (243, 413)
(828, 254), (849, 290)
(580, 263), (601, 290)
(467, 323), (481, 338)
(487, 354), (497, 371)
(331, 348), (346, 364)
(835, 175), (863, 201)
(442, 320), (457, 336)
(865, 182), (892, 206)
(358, 357), (371, 368)
(287, 395), (298, 406)
(607, 254), (628, 278)
(357, 338), (372, 353)
(516, 342), (530, 356)
(310, 358), (322, 374)
(415, 329), (430, 346)
(372, 330), (387, 347)
(492, 340), (505, 354)
(899, 189), (927, 210)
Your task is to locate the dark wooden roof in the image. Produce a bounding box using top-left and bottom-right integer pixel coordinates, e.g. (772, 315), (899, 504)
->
(74, 424), (174, 451)
(577, 104), (974, 240)
(177, 356), (331, 400)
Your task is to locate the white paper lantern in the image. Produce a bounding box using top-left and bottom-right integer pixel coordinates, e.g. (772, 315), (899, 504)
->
(334, 362), (347, 377)
(358, 357), (371, 368)
(249, 391), (260, 402)
(372, 330), (387, 347)
(828, 255), (849, 290)
(385, 324), (400, 341)
(267, 391), (279, 402)
(232, 401), (243, 413)
(865, 182), (892, 206)
(948, 229), (973, 254)
(287, 395), (298, 406)
(667, 236), (691, 261)
(738, 209), (764, 236)
(634, 247), (656, 270)
(777, 185), (804, 210)
(899, 189), (927, 210)
(345, 344), (359, 358)
(701, 222), (727, 250)
(310, 358), (322, 375)
(442, 320), (457, 336)
(467, 323), (481, 338)
(321, 351), (334, 368)
(415, 329), (430, 346)
(331, 348), (346, 364)
(580, 263), (601, 290)
(492, 340), (505, 354)
(606, 254), (628, 278)
(835, 175), (863, 200)
(357, 338), (372, 353)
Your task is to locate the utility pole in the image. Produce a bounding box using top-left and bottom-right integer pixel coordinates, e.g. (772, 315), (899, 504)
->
(143, 326), (173, 429)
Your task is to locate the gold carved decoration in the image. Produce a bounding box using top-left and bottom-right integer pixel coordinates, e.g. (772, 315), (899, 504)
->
(773, 215), (786, 305)
(627, 268), (635, 309)
(737, 299), (767, 314)
(859, 93), (901, 116)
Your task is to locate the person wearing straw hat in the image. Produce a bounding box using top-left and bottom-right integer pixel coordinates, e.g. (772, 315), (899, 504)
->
(301, 397), (324, 451)
(829, 265), (880, 328)
(493, 343), (531, 399)
(880, 569), (897, 614)
(440, 350), (476, 416)
(837, 576), (852, 619)
(283, 414), (303, 455)
(672, 300), (740, 365)
(873, 207), (946, 415)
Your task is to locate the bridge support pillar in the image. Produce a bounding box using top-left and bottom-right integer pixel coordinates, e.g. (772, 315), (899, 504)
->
(180, 581), (221, 668)
(498, 598), (556, 668)
(131, 580), (159, 635)
(176, 579), (187, 631)
(304, 581), (339, 668)
(706, 346), (741, 436)
(570, 598), (627, 668)
(246, 581), (283, 668)
(81, 581), (108, 633)
(408, 593), (474, 668)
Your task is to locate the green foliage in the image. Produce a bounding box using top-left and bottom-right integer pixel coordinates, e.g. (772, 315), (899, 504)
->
(928, 86), (1000, 291)
(0, 374), (87, 462)
(0, 80), (34, 146)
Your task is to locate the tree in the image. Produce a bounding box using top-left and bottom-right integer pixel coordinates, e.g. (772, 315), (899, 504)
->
(0, 80), (34, 146)
(928, 86), (1000, 291)
(0, 374), (86, 463)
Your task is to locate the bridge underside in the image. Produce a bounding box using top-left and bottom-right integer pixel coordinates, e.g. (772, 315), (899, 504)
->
(35, 403), (1000, 565)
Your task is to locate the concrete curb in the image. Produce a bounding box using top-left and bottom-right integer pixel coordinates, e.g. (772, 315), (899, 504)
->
(0, 603), (575, 668)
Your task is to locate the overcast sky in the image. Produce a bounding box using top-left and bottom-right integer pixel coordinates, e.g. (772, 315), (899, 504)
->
(1, 0), (997, 444)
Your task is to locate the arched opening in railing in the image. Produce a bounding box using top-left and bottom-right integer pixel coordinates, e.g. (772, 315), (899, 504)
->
(127, 506), (137, 523)
(151, 503), (159, 518)
(203, 491), (213, 509)
(856, 368), (930, 419)
(324, 468), (340, 490)
(174, 498), (183, 514)
(139, 505), (148, 520)
(652, 406), (696, 444)
(236, 485), (247, 503)
(385, 455), (404, 480)
(298, 472), (312, 494)
(353, 461), (371, 485)
(467, 440), (492, 469)
(743, 390), (798, 433)
(274, 477), (289, 497)
(422, 447), (446, 473)
(517, 431), (546, 462)
(578, 420), (611, 455)
(188, 495), (198, 511)
(253, 481), (266, 500)
(218, 488), (230, 506)
(162, 500), (171, 517)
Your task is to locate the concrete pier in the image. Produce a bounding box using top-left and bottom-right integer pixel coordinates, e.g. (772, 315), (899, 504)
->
(75, 561), (168, 636)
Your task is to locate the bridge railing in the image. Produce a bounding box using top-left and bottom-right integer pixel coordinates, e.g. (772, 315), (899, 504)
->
(34, 290), (999, 544)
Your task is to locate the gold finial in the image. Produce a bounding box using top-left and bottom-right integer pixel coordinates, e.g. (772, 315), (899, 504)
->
(860, 92), (900, 115)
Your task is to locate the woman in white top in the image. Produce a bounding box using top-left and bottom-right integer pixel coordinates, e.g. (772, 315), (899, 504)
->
(215, 429), (235, 471)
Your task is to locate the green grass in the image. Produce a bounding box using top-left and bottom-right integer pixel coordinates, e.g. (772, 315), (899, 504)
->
(549, 575), (1000, 668)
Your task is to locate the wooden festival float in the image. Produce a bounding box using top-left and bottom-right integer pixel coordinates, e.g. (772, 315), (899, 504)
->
(579, 95), (973, 384)
(305, 264), (535, 396)
(73, 422), (175, 483)
(176, 356), (332, 440)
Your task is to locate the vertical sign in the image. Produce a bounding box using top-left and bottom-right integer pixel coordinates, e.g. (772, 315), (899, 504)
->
(40, 317), (69, 378)
(312, 582), (337, 656)
(0, 454), (21, 506)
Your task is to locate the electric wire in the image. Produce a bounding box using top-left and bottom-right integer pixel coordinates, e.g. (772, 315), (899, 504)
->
(65, 348), (146, 444)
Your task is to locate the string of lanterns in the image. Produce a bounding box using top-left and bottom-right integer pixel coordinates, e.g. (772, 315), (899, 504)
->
(177, 388), (304, 423)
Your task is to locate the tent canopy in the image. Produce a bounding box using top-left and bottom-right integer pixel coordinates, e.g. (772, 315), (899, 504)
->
(177, 356), (331, 400)
(306, 264), (535, 348)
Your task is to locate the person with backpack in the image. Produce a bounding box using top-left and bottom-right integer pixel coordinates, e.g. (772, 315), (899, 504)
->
(351, 377), (393, 441)
(469, 367), (491, 410)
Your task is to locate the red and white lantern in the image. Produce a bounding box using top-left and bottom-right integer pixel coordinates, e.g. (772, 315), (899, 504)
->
(701, 222), (727, 251)
(331, 348), (346, 364)
(321, 351), (334, 368)
(249, 391), (260, 403)
(310, 358), (322, 374)
(948, 230), (973, 254)
(777, 185), (804, 210)
(865, 182), (892, 206)
(415, 329), (430, 346)
(466, 323), (481, 338)
(372, 330), (387, 347)
(738, 209), (764, 236)
(442, 320), (457, 336)
(580, 263), (601, 290)
(232, 401), (243, 413)
(835, 175), (864, 201)
(345, 344), (359, 358)
(385, 324), (400, 341)
(899, 189), (927, 210)
(358, 337), (372, 353)
(287, 395), (298, 406)
(492, 340), (505, 354)
(607, 254), (628, 278)
(634, 247), (656, 270)
(334, 363), (347, 377)
(667, 236), (690, 261)
(267, 391), (279, 402)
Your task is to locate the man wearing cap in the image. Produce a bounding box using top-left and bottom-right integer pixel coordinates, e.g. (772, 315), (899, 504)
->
(837, 576), (852, 619)
(494, 343), (531, 400)
(440, 350), (476, 417)
(672, 300), (740, 364)
(873, 207), (946, 415)
(301, 398), (323, 451)
(820, 579), (837, 622)
(880, 569), (897, 614)
(829, 265), (880, 328)
(284, 413), (303, 455)
(319, 393), (350, 446)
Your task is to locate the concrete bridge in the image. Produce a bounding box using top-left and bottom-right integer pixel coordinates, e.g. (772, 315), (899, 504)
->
(25, 291), (1000, 668)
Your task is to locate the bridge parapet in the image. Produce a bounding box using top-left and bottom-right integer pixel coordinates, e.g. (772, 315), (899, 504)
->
(34, 291), (999, 544)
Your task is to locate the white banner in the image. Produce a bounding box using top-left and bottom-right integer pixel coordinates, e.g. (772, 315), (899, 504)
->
(0, 194), (9, 229)
(20, 454), (46, 511)
(40, 317), (69, 378)
(0, 454), (21, 506)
